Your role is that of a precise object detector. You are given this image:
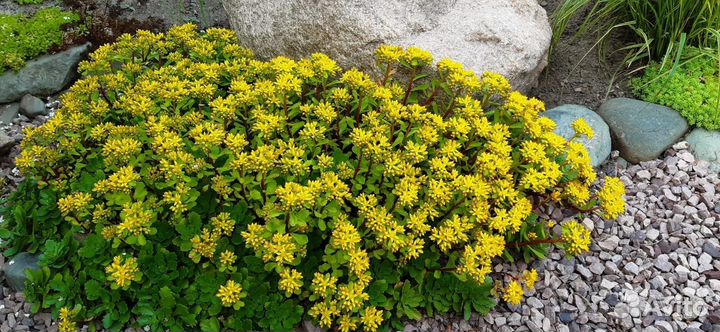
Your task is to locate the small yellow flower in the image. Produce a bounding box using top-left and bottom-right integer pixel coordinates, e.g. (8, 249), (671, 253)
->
(220, 250), (237, 266)
(217, 279), (243, 307)
(524, 269), (539, 289)
(572, 118), (595, 139)
(598, 177), (626, 220)
(562, 221), (592, 256)
(57, 192), (93, 216)
(311, 272), (338, 297)
(361, 307), (384, 332)
(403, 47), (433, 67)
(58, 307), (77, 332)
(503, 280), (524, 306)
(278, 268), (303, 296)
(105, 255), (141, 289)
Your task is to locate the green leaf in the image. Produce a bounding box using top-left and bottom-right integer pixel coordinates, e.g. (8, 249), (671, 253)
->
(159, 286), (176, 308)
(200, 318), (220, 332)
(85, 280), (103, 301)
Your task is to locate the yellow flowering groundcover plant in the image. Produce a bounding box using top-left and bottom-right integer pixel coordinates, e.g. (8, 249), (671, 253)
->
(0, 24), (625, 332)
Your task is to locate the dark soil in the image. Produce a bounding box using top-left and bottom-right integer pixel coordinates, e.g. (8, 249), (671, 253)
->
(531, 0), (638, 110)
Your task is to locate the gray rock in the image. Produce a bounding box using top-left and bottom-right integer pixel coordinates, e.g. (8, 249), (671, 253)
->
(605, 293), (619, 306)
(598, 235), (620, 251)
(0, 132), (15, 155)
(3, 253), (40, 291)
(655, 320), (674, 332)
(19, 95), (46, 118)
(221, 0), (551, 93)
(543, 104), (612, 167)
(558, 312), (575, 324)
(703, 242), (720, 259)
(597, 98), (689, 163)
(687, 128), (720, 172)
(0, 43), (90, 103)
(0, 104), (19, 125)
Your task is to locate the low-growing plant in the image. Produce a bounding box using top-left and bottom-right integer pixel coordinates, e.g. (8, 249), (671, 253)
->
(14, 0), (46, 4)
(552, 0), (720, 66)
(0, 8), (79, 72)
(632, 48), (720, 130)
(1, 24), (626, 332)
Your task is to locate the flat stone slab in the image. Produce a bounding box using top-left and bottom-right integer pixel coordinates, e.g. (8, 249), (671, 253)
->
(687, 128), (720, 172)
(544, 104), (611, 167)
(0, 43), (90, 103)
(597, 98), (689, 163)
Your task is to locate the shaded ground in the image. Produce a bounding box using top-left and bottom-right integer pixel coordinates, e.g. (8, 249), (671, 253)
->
(531, 0), (636, 110)
(1, 0), (228, 54)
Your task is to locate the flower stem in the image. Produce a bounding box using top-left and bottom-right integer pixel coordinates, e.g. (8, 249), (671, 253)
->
(402, 68), (418, 105)
(508, 238), (564, 249)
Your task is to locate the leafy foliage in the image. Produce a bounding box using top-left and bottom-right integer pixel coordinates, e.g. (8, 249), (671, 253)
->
(632, 49), (720, 130)
(15, 0), (46, 4)
(551, 0), (720, 65)
(0, 8), (79, 72)
(1, 24), (625, 332)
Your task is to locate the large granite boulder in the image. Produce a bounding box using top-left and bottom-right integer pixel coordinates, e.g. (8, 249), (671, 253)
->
(686, 128), (720, 172)
(221, 0), (551, 93)
(544, 104), (611, 167)
(597, 98), (689, 163)
(0, 43), (90, 103)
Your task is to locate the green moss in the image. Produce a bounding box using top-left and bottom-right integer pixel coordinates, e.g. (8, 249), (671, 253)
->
(0, 8), (80, 72)
(632, 53), (720, 130)
(15, 0), (46, 4)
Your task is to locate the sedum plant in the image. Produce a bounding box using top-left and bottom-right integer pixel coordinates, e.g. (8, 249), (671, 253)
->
(632, 51), (720, 130)
(1, 24), (625, 332)
(0, 8), (79, 72)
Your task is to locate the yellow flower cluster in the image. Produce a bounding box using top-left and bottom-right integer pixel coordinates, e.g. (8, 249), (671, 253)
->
(117, 202), (154, 236)
(105, 255), (141, 289)
(93, 166), (140, 194)
(502, 268), (539, 306)
(58, 307), (77, 332)
(216, 279), (245, 307)
(16, 24), (628, 331)
(58, 192), (93, 216)
(562, 221), (592, 256)
(572, 118), (595, 139)
(598, 177), (627, 220)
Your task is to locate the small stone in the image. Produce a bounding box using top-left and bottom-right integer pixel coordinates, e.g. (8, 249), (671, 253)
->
(558, 312), (575, 324)
(655, 320), (674, 332)
(3, 253), (40, 291)
(647, 229), (660, 241)
(600, 279), (618, 290)
(703, 242), (720, 258)
(655, 255), (674, 272)
(527, 297), (544, 309)
(0, 103), (19, 125)
(598, 98), (689, 163)
(637, 170), (652, 180)
(0, 132), (15, 154)
(599, 235), (620, 251)
(643, 314), (657, 327)
(682, 287), (696, 297)
(589, 262), (605, 275)
(19, 95), (47, 118)
(605, 293), (620, 306)
(624, 262), (640, 275)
